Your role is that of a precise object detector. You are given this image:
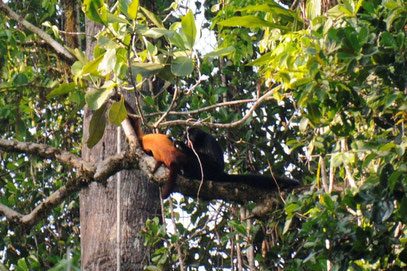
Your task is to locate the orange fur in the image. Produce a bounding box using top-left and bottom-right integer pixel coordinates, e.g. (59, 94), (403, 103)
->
(142, 134), (185, 168)
(125, 102), (185, 198)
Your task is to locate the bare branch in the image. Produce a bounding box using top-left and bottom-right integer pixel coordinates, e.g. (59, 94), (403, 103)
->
(145, 98), (257, 117)
(159, 87), (277, 128)
(0, 1), (75, 62)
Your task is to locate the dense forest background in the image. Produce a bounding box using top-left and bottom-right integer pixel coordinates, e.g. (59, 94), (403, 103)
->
(1, 0), (407, 270)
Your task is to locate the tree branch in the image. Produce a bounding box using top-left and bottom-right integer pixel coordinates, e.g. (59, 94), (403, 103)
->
(0, 139), (95, 177)
(0, 139), (142, 228)
(0, 1), (75, 62)
(159, 86), (277, 128)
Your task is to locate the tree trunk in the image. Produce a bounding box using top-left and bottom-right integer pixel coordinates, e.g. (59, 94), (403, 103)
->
(80, 18), (160, 270)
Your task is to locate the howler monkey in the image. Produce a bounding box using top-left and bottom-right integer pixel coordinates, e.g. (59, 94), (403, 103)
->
(125, 101), (298, 197)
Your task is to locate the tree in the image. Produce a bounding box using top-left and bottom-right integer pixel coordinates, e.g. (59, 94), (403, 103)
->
(1, 0), (407, 270)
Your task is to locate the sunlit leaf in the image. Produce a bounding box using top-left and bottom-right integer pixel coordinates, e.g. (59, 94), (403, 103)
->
(98, 48), (117, 75)
(85, 88), (112, 110)
(128, 0), (139, 20)
(82, 54), (104, 75)
(205, 46), (235, 57)
(218, 15), (289, 31)
(109, 96), (127, 126)
(47, 82), (85, 99)
(140, 6), (163, 28)
(181, 10), (197, 48)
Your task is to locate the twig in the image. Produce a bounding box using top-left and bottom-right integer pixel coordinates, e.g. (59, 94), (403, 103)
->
(319, 156), (329, 193)
(127, 33), (147, 126)
(187, 129), (205, 199)
(153, 85), (179, 128)
(267, 160), (285, 205)
(169, 198), (185, 271)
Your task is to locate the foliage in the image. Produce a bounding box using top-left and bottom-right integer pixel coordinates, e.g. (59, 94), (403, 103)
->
(0, 0), (81, 269)
(2, 0), (407, 269)
(216, 0), (407, 269)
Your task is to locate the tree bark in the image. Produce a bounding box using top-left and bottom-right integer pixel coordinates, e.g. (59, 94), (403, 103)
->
(80, 18), (160, 270)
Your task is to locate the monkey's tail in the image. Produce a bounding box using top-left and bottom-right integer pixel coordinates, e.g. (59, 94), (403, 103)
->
(219, 173), (300, 191)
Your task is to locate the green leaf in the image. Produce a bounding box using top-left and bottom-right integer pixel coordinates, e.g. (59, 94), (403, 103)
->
(218, 15), (289, 31)
(128, 0), (139, 20)
(140, 6), (163, 28)
(131, 62), (165, 78)
(118, 0), (131, 18)
(331, 153), (343, 167)
(228, 220), (246, 236)
(82, 54), (104, 75)
(380, 31), (397, 49)
(171, 56), (193, 76)
(17, 258), (28, 271)
(181, 10), (197, 48)
(13, 73), (28, 85)
(87, 103), (108, 148)
(47, 82), (85, 99)
(323, 194), (335, 211)
(283, 218), (292, 234)
(247, 52), (272, 66)
(109, 96), (127, 126)
(98, 48), (117, 75)
(83, 0), (106, 25)
(205, 46), (235, 57)
(85, 88), (112, 110)
(141, 28), (175, 39)
(107, 13), (129, 24)
(168, 32), (187, 50)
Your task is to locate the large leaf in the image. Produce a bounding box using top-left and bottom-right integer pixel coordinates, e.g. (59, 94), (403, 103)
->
(98, 48), (117, 75)
(131, 62), (165, 78)
(140, 6), (163, 28)
(118, 0), (131, 18)
(87, 103), (108, 148)
(85, 88), (112, 110)
(109, 96), (127, 126)
(82, 54), (104, 75)
(218, 15), (289, 31)
(171, 56), (193, 76)
(236, 3), (303, 24)
(47, 82), (85, 99)
(140, 28), (176, 39)
(205, 46), (235, 57)
(83, 0), (107, 25)
(128, 0), (139, 20)
(181, 10), (197, 49)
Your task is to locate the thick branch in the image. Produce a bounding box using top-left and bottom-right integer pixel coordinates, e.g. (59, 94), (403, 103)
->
(0, 139), (140, 228)
(0, 1), (75, 62)
(0, 139), (95, 177)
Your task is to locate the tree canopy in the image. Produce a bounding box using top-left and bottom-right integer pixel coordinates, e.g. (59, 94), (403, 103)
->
(1, 0), (407, 269)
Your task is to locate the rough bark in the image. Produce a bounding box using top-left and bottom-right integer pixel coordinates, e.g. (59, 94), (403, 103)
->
(80, 18), (160, 270)
(61, 0), (78, 49)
